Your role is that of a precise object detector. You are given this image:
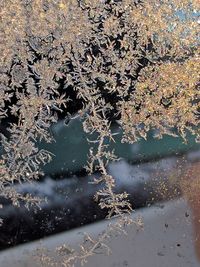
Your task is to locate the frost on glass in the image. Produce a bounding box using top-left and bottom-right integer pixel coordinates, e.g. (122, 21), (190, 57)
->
(0, 0), (199, 266)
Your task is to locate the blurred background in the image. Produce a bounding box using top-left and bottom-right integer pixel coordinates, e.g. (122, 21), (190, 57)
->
(0, 115), (199, 251)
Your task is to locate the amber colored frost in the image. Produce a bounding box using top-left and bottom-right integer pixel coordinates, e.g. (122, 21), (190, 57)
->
(0, 0), (199, 266)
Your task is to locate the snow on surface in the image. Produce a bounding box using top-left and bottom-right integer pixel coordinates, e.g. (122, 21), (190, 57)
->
(0, 198), (199, 267)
